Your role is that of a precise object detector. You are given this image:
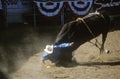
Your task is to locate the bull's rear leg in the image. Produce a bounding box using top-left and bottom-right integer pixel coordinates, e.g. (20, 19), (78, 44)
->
(100, 32), (109, 54)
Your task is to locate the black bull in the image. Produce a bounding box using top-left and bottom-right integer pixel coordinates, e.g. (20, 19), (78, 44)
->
(50, 12), (113, 64)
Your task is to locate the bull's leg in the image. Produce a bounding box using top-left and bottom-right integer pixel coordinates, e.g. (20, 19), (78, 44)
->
(100, 32), (109, 54)
(94, 32), (109, 61)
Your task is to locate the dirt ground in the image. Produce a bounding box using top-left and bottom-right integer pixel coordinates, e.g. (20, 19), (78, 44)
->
(0, 24), (120, 79)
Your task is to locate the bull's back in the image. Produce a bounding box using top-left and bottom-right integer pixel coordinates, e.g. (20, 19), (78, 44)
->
(55, 13), (110, 45)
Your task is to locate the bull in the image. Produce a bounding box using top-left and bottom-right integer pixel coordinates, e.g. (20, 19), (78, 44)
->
(41, 11), (116, 67)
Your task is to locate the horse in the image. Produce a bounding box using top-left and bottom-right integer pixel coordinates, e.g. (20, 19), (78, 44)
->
(41, 11), (118, 66)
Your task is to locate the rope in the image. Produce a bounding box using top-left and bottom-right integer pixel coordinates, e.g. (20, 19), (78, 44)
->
(76, 17), (96, 38)
(76, 11), (104, 39)
(76, 12), (103, 49)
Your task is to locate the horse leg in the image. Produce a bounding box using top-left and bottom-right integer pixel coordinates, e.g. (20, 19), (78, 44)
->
(100, 32), (109, 54)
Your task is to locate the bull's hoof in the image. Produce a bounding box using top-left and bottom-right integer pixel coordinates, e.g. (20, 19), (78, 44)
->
(100, 49), (110, 54)
(104, 49), (110, 54)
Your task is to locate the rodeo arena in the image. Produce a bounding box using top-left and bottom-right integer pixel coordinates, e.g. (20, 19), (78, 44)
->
(0, 0), (120, 79)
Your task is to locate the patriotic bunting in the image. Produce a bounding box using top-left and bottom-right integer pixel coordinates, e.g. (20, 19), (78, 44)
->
(68, 0), (93, 16)
(34, 0), (93, 17)
(34, 1), (63, 17)
(4, 0), (119, 17)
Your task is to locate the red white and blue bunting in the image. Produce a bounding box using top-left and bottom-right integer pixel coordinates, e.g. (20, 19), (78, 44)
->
(34, 1), (64, 17)
(34, 0), (120, 17)
(34, 0), (93, 17)
(68, 0), (93, 16)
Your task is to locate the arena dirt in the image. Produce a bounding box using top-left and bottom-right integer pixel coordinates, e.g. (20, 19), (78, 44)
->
(0, 25), (120, 79)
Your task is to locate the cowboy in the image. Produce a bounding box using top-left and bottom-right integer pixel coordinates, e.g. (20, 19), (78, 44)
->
(41, 42), (74, 66)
